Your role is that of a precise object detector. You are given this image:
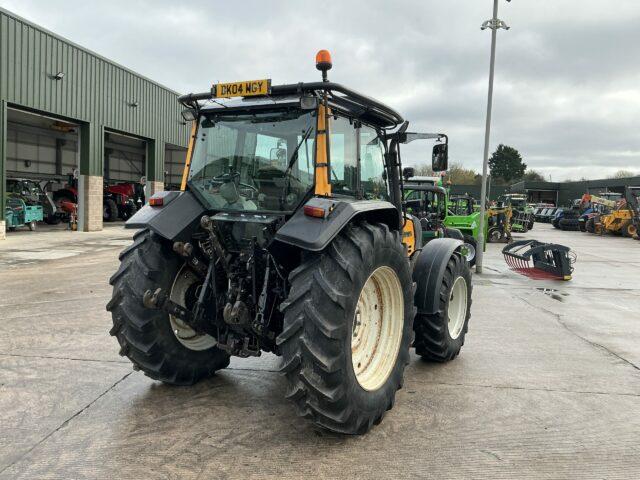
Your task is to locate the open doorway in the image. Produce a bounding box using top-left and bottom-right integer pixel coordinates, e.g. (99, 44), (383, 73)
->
(103, 131), (147, 222)
(5, 107), (79, 231)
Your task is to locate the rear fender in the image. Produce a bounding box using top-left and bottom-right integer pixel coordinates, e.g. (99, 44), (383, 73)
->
(413, 237), (465, 315)
(274, 197), (400, 251)
(125, 191), (205, 242)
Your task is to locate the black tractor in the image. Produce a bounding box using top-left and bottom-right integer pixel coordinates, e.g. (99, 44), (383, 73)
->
(107, 51), (473, 434)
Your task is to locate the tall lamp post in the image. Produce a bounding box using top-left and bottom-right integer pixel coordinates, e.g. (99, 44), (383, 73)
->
(475, 0), (510, 274)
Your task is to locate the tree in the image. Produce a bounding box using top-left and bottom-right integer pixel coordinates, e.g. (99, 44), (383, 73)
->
(522, 170), (545, 182)
(488, 144), (526, 183)
(410, 162), (477, 185)
(413, 164), (436, 176)
(444, 163), (477, 185)
(609, 169), (636, 179)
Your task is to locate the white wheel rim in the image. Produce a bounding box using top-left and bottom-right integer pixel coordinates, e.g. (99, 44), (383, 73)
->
(448, 276), (468, 340)
(169, 265), (217, 351)
(351, 266), (404, 392)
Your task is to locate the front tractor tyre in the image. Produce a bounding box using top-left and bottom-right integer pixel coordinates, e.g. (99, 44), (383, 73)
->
(106, 229), (230, 385)
(278, 222), (415, 434)
(462, 235), (477, 267)
(414, 252), (472, 362)
(488, 227), (502, 243)
(622, 222), (636, 238)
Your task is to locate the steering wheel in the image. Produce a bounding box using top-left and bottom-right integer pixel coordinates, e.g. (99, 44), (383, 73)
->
(213, 171), (239, 183)
(212, 171), (258, 193)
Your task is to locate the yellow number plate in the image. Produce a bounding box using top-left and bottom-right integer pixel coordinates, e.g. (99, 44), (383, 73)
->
(214, 79), (271, 98)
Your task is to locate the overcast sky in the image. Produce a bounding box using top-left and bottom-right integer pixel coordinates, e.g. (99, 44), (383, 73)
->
(2, 0), (639, 180)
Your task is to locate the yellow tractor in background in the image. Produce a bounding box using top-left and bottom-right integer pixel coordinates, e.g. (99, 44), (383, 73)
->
(594, 187), (640, 238)
(486, 203), (513, 243)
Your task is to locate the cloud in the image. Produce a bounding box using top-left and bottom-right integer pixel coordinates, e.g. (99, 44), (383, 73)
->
(2, 0), (639, 180)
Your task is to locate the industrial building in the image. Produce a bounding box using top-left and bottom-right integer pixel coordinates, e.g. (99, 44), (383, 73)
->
(509, 175), (640, 206)
(447, 175), (640, 206)
(0, 7), (189, 238)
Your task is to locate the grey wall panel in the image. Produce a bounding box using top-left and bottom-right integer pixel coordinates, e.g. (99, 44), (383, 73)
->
(5, 124), (78, 177)
(0, 8), (189, 181)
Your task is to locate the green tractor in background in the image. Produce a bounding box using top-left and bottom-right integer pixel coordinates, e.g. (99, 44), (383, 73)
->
(444, 194), (483, 255)
(403, 175), (482, 266)
(498, 193), (535, 232)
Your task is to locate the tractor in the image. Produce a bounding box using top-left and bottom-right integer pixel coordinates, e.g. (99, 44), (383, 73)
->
(402, 175), (477, 266)
(498, 193), (534, 231)
(106, 51), (474, 434)
(594, 187), (640, 237)
(578, 192), (620, 233)
(445, 193), (483, 258)
(486, 202), (513, 243)
(54, 181), (139, 222)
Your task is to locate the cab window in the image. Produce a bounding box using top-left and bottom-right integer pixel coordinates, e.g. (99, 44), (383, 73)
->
(329, 115), (358, 195)
(360, 126), (387, 199)
(255, 134), (287, 169)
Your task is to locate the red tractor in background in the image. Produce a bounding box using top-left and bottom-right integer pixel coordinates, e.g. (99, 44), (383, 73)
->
(104, 182), (143, 221)
(53, 181), (143, 222)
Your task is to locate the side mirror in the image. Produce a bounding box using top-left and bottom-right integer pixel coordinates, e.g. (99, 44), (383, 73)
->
(402, 167), (415, 180)
(270, 147), (287, 164)
(432, 143), (448, 172)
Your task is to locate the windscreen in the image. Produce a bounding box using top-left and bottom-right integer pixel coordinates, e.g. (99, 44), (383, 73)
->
(188, 109), (316, 213)
(449, 198), (472, 216)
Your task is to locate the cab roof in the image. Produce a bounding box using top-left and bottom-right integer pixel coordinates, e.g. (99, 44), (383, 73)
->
(179, 81), (404, 129)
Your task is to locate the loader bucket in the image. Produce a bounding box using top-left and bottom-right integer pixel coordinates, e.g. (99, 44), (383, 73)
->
(502, 240), (574, 281)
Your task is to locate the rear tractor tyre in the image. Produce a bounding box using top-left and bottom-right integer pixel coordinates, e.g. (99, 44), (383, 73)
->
(103, 198), (118, 222)
(278, 222), (415, 434)
(107, 229), (230, 385)
(414, 253), (472, 362)
(586, 216), (597, 234)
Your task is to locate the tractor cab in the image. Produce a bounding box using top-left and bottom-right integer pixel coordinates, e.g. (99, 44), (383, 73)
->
(403, 182), (448, 239)
(449, 194), (475, 217)
(498, 193), (534, 232)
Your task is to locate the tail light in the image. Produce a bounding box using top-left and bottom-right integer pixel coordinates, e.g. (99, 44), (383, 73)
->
(303, 205), (326, 218)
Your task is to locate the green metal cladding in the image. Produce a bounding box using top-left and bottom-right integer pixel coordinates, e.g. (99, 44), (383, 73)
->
(0, 7), (189, 180)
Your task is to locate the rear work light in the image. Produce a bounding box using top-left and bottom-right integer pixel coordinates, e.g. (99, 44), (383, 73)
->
(303, 205), (326, 218)
(149, 197), (164, 206)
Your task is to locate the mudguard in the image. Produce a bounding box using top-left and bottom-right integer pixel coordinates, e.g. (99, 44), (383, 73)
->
(413, 237), (464, 315)
(125, 191), (205, 242)
(274, 197), (400, 251)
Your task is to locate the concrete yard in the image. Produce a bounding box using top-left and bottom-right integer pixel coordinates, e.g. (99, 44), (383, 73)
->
(0, 223), (638, 479)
